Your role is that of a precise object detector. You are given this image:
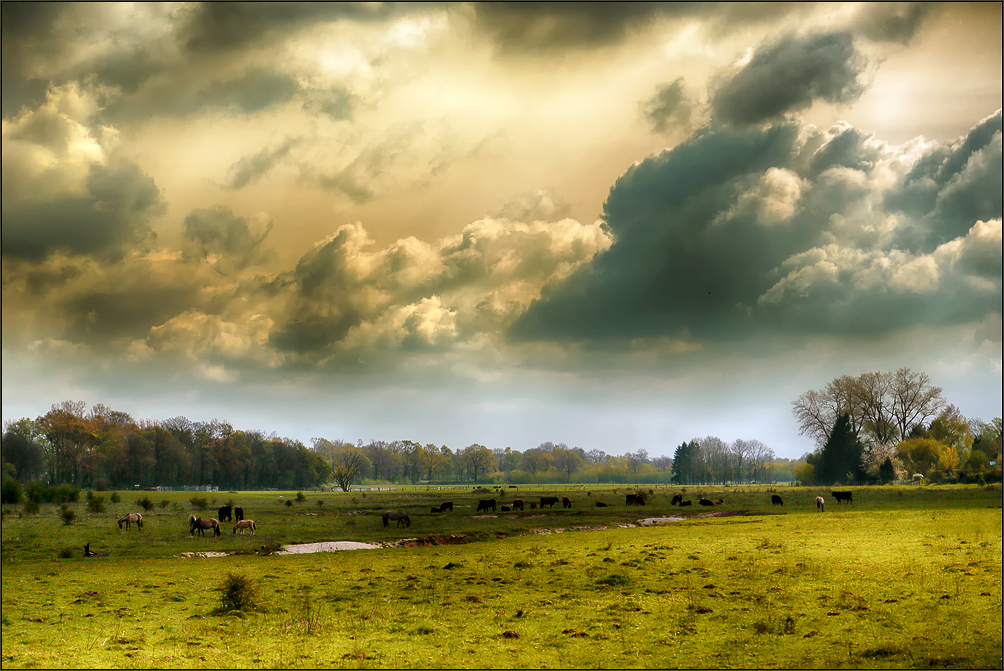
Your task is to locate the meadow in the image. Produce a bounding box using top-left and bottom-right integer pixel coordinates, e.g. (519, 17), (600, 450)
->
(1, 484), (1001, 669)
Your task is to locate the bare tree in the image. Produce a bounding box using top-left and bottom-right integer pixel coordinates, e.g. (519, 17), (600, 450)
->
(890, 368), (945, 442)
(330, 444), (371, 492)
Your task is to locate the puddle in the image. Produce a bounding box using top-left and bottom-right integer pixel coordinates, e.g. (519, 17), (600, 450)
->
(277, 541), (381, 554)
(637, 517), (685, 526)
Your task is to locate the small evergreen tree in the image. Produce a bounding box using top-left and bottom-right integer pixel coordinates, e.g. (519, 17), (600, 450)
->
(879, 457), (896, 484)
(816, 414), (865, 485)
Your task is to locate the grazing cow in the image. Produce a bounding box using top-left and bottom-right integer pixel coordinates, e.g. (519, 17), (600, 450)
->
(217, 505), (232, 522)
(530, 502), (538, 510)
(234, 506), (244, 522)
(562, 496), (572, 508)
(431, 506), (442, 513)
(671, 494), (683, 506)
(679, 500), (692, 506)
(501, 505), (511, 512)
(539, 496), (560, 508)
(117, 513), (143, 531)
(439, 501), (454, 512)
(625, 494), (645, 506)
(771, 494), (784, 506)
(382, 511), (411, 527)
(595, 501), (608, 507)
(699, 498), (714, 506)
(233, 520), (256, 535)
(477, 499), (497, 513)
(816, 496), (825, 512)
(831, 491), (853, 504)
(512, 499), (524, 511)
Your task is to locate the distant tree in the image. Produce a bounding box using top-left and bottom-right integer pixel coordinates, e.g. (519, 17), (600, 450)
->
(461, 444), (497, 482)
(1, 420), (47, 481)
(672, 441), (698, 484)
(651, 456), (673, 473)
(552, 447), (584, 478)
(879, 457), (896, 484)
(331, 445), (370, 492)
(895, 438), (958, 477)
(810, 414), (865, 485)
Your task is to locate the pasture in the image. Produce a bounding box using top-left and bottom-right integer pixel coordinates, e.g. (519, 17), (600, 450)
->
(2, 484), (1002, 669)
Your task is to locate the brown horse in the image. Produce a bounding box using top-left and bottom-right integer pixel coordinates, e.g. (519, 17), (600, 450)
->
(189, 514), (221, 537)
(233, 520), (256, 535)
(382, 511), (411, 527)
(118, 513), (143, 530)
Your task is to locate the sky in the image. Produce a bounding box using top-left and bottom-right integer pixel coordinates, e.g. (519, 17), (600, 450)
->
(2, 2), (1001, 460)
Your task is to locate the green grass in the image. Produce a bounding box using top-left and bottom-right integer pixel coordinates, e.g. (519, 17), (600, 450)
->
(2, 484), (1001, 669)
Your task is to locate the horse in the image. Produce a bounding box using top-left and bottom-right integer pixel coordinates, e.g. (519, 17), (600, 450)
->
(477, 499), (497, 513)
(189, 514), (221, 537)
(816, 496), (825, 512)
(233, 520), (256, 535)
(117, 513), (143, 531)
(234, 506), (245, 522)
(217, 505), (232, 522)
(382, 511), (411, 527)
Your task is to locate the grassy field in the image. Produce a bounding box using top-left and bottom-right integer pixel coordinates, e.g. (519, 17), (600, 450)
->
(2, 484), (1002, 669)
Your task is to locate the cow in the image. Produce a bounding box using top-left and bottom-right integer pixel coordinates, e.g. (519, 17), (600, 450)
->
(699, 498), (714, 506)
(816, 496), (825, 512)
(679, 500), (692, 506)
(530, 502), (537, 509)
(714, 498), (724, 505)
(512, 499), (524, 511)
(625, 494), (645, 506)
(539, 496), (560, 508)
(477, 499), (497, 513)
(595, 501), (608, 507)
(234, 506), (244, 522)
(217, 505), (232, 522)
(831, 491), (853, 504)
(439, 501), (454, 512)
(671, 494), (683, 506)
(500, 505), (510, 512)
(771, 494), (783, 506)
(431, 506), (442, 513)
(562, 496), (572, 508)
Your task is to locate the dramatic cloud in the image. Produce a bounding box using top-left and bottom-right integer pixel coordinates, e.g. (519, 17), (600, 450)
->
(710, 31), (870, 126)
(643, 78), (694, 134)
(514, 112), (1003, 344)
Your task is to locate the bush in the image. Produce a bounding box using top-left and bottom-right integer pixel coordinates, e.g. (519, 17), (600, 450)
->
(110, 491), (121, 503)
(58, 547), (76, 559)
(25, 482), (80, 504)
(23, 499), (39, 515)
(136, 496), (155, 511)
(219, 573), (261, 612)
(159, 499), (170, 509)
(296, 491), (306, 503)
(1, 478), (22, 505)
(87, 496), (106, 513)
(190, 496), (209, 510)
(60, 504), (76, 525)
(285, 499), (293, 507)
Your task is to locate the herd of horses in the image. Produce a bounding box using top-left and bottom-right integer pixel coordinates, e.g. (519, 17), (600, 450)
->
(111, 504), (257, 538)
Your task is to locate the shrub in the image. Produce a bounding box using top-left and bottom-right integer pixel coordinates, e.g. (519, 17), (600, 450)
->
(51, 484), (80, 504)
(190, 496), (209, 510)
(296, 491), (306, 503)
(316, 499), (324, 507)
(219, 572), (261, 612)
(159, 499), (170, 508)
(285, 499), (293, 507)
(23, 499), (39, 515)
(1, 478), (22, 505)
(60, 504), (76, 525)
(110, 491), (121, 503)
(87, 496), (106, 513)
(58, 547), (76, 559)
(136, 496), (154, 511)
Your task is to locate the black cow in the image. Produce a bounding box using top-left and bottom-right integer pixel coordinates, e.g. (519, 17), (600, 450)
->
(234, 506), (244, 522)
(439, 501), (454, 512)
(671, 494), (683, 506)
(540, 496), (560, 508)
(595, 501), (608, 507)
(679, 500), (692, 506)
(477, 499), (497, 513)
(562, 496), (572, 508)
(500, 505), (510, 512)
(625, 494), (645, 506)
(831, 491), (853, 504)
(431, 506), (442, 513)
(698, 498), (714, 506)
(771, 494), (783, 506)
(218, 505), (232, 522)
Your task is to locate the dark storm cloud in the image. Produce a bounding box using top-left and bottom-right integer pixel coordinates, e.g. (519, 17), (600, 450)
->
(512, 113), (1003, 345)
(643, 78), (693, 134)
(852, 2), (938, 45)
(0, 2), (67, 116)
(710, 31), (869, 127)
(2, 162), (164, 261)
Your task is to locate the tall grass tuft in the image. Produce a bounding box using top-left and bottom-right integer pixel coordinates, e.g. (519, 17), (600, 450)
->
(219, 572), (261, 613)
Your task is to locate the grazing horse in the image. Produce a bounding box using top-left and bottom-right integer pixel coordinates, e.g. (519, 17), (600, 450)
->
(217, 505), (232, 522)
(771, 494), (784, 506)
(671, 494), (683, 506)
(562, 496), (572, 508)
(233, 520), (256, 535)
(539, 496), (560, 508)
(234, 506), (245, 522)
(118, 513), (143, 531)
(831, 491), (853, 504)
(439, 501), (454, 512)
(382, 511), (411, 527)
(816, 496), (825, 512)
(512, 499), (524, 511)
(477, 499), (497, 513)
(189, 514), (221, 537)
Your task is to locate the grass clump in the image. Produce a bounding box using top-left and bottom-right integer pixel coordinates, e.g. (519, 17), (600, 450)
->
(59, 504), (76, 525)
(219, 572), (261, 613)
